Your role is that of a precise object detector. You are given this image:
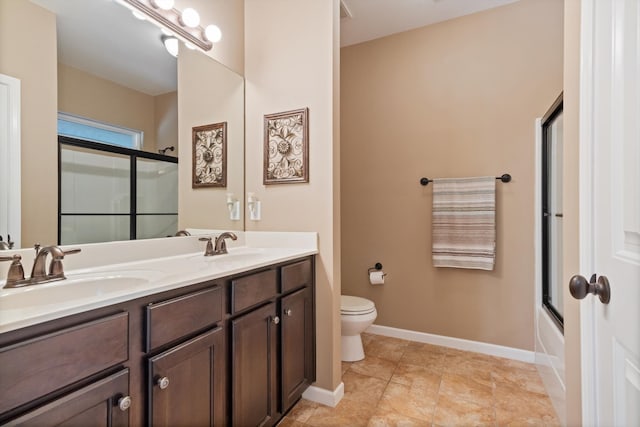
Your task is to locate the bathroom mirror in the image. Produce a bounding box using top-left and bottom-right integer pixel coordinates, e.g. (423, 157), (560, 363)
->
(1, 0), (244, 248)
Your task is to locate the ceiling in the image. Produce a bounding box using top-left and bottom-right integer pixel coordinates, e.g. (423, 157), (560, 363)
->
(31, 0), (177, 96)
(29, 0), (520, 94)
(340, 0), (520, 47)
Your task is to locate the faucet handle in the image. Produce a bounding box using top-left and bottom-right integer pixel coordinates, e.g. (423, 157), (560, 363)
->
(1, 254), (26, 286)
(198, 237), (215, 257)
(49, 248), (81, 277)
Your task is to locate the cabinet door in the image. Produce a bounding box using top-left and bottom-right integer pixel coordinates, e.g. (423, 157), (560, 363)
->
(231, 302), (278, 427)
(5, 369), (130, 427)
(148, 327), (225, 427)
(280, 287), (315, 412)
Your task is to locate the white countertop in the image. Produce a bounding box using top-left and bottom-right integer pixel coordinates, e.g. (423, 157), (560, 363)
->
(0, 231), (317, 334)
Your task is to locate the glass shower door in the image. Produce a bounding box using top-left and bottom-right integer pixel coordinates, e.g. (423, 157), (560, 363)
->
(136, 158), (178, 239)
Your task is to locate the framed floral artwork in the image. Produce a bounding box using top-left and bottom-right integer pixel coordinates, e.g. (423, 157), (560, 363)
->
(192, 122), (226, 188)
(263, 108), (309, 184)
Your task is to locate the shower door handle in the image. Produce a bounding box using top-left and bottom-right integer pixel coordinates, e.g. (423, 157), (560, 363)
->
(569, 273), (611, 304)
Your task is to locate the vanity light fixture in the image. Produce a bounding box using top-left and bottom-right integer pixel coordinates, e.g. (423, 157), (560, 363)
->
(162, 35), (179, 57)
(119, 0), (220, 52)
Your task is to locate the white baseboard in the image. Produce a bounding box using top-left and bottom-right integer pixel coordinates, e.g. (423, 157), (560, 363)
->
(366, 324), (535, 363)
(302, 382), (344, 407)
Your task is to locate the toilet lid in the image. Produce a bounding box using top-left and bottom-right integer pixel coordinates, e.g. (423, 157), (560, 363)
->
(341, 295), (375, 313)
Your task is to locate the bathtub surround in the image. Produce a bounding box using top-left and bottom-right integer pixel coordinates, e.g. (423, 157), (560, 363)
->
(341, 0), (563, 351)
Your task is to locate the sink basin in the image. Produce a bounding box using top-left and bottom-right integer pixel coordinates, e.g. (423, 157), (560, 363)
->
(0, 270), (163, 310)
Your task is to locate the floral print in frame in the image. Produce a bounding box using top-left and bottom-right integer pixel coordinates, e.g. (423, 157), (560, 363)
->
(192, 122), (226, 188)
(263, 108), (309, 184)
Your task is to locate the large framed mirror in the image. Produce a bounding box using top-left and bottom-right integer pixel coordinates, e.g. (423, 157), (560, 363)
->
(0, 0), (244, 249)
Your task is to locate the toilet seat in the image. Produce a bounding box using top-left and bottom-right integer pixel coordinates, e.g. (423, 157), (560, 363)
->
(341, 295), (375, 315)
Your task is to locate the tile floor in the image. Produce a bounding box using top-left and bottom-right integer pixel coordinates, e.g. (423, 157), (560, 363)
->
(279, 333), (560, 427)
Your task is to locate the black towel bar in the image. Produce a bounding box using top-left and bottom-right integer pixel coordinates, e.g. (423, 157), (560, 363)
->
(419, 174), (511, 186)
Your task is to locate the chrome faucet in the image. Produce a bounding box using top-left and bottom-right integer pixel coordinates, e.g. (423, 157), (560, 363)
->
(0, 245), (81, 288)
(214, 232), (237, 255)
(175, 230), (191, 236)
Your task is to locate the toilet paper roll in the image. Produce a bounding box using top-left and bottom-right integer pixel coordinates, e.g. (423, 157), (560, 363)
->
(369, 271), (385, 285)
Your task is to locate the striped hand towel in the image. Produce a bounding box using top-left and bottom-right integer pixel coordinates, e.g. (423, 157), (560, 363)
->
(432, 176), (496, 270)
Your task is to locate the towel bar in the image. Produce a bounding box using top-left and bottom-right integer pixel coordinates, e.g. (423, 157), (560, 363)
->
(419, 174), (511, 186)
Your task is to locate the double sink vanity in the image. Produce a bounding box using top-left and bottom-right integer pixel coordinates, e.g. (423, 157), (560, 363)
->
(0, 231), (318, 426)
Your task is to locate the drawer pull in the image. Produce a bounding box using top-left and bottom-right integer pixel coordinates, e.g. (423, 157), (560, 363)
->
(157, 376), (170, 390)
(272, 316), (280, 325)
(118, 395), (132, 412)
(284, 309), (293, 317)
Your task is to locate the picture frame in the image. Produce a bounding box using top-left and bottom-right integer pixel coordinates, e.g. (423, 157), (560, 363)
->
(192, 122), (227, 188)
(263, 108), (309, 184)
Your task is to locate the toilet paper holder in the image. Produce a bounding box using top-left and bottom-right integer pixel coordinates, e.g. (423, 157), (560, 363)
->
(367, 262), (384, 275)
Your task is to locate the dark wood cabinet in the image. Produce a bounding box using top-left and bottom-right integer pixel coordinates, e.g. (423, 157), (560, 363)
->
(280, 286), (315, 412)
(4, 369), (130, 427)
(231, 302), (278, 427)
(0, 256), (315, 427)
(147, 327), (226, 427)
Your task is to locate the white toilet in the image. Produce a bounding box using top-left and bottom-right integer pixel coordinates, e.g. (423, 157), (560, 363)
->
(340, 295), (377, 362)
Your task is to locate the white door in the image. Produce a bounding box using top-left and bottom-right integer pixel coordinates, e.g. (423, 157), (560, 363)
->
(578, 0), (640, 425)
(0, 73), (21, 249)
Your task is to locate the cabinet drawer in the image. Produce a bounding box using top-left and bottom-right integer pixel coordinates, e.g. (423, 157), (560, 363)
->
(0, 312), (128, 414)
(146, 286), (222, 352)
(4, 369), (130, 427)
(231, 269), (278, 314)
(281, 259), (312, 293)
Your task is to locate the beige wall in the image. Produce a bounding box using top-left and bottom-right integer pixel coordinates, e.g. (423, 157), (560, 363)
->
(341, 0), (563, 351)
(58, 63), (162, 153)
(245, 0), (342, 391)
(175, 0), (244, 75)
(563, 0), (582, 424)
(0, 0), (57, 247)
(177, 48), (244, 231)
(155, 91), (178, 155)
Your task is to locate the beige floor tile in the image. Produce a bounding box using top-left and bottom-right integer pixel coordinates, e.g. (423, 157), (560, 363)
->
(305, 398), (376, 427)
(287, 399), (320, 423)
(342, 361), (352, 376)
(364, 335), (411, 362)
(367, 406), (432, 427)
(442, 352), (494, 386)
(439, 372), (494, 407)
(343, 370), (389, 404)
(400, 343), (447, 371)
(390, 363), (441, 391)
(432, 393), (496, 427)
(277, 418), (311, 427)
(492, 364), (547, 396)
(494, 383), (559, 426)
(287, 335), (560, 427)
(349, 355), (399, 381)
(378, 381), (437, 422)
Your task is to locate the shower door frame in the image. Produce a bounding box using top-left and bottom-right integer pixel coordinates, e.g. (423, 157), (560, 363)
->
(541, 93), (564, 331)
(57, 136), (178, 244)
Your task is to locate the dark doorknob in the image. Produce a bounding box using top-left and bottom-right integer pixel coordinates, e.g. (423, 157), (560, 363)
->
(569, 274), (611, 304)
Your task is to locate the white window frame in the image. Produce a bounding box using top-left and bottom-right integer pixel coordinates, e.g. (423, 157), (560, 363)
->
(58, 112), (144, 150)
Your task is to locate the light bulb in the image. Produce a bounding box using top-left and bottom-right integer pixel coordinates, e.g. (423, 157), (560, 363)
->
(152, 0), (174, 10)
(181, 8), (200, 28)
(162, 36), (179, 57)
(132, 9), (146, 20)
(204, 25), (222, 43)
